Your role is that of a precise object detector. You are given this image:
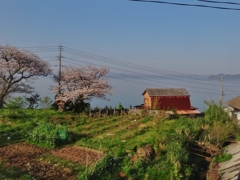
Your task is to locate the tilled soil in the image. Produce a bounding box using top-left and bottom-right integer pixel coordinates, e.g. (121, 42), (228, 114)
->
(0, 142), (104, 179)
(51, 146), (104, 165)
(206, 162), (220, 180)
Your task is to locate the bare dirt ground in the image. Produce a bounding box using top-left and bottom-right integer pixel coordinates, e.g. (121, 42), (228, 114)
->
(206, 161), (220, 180)
(0, 142), (223, 179)
(51, 146), (104, 165)
(0, 142), (104, 179)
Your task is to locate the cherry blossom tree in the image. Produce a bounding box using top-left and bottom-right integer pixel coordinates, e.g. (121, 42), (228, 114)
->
(53, 65), (112, 111)
(0, 45), (52, 108)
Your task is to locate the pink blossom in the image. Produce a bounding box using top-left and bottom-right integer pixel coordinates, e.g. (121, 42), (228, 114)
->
(0, 45), (52, 107)
(52, 65), (112, 111)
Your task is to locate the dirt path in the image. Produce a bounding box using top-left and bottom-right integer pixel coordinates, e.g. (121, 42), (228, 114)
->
(0, 142), (104, 179)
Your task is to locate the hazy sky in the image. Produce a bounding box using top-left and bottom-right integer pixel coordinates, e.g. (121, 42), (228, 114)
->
(1, 1), (240, 110)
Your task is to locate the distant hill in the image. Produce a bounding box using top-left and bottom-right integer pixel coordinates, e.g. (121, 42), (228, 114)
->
(208, 74), (240, 80)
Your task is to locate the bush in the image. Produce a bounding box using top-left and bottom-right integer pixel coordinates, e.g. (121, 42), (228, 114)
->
(28, 122), (70, 148)
(204, 100), (230, 123)
(78, 155), (116, 180)
(5, 96), (27, 109)
(213, 154), (232, 163)
(146, 165), (171, 180)
(236, 136), (240, 141)
(39, 96), (53, 109)
(126, 160), (146, 179)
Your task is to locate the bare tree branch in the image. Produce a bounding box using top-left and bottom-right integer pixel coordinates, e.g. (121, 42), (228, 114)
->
(0, 45), (52, 107)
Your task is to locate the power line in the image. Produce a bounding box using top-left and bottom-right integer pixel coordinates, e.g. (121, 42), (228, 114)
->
(198, 0), (240, 6)
(61, 49), (240, 94)
(62, 46), (240, 86)
(63, 56), (238, 95)
(62, 46), (213, 80)
(16, 45), (240, 96)
(109, 73), (222, 95)
(19, 45), (240, 82)
(130, 0), (240, 11)
(62, 56), (220, 88)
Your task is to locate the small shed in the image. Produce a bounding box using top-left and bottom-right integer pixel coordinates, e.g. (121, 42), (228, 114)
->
(142, 88), (200, 115)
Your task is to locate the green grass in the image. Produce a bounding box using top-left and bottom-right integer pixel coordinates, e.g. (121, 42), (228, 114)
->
(213, 154), (232, 163)
(0, 161), (32, 180)
(38, 153), (86, 174)
(0, 108), (239, 179)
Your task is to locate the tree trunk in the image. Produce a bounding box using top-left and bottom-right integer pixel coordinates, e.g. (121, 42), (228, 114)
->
(0, 97), (4, 108)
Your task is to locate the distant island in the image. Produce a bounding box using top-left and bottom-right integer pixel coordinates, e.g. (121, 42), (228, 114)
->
(208, 74), (240, 79)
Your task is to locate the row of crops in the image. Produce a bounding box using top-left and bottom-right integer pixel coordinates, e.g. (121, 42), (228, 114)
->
(0, 103), (239, 179)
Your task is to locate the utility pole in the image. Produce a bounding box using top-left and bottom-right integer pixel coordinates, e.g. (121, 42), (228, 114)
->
(220, 75), (224, 106)
(58, 45), (63, 94)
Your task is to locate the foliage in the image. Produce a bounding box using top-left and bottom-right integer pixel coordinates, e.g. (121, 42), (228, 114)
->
(52, 65), (112, 111)
(204, 100), (230, 123)
(25, 93), (41, 109)
(200, 121), (235, 151)
(2, 97), (29, 120)
(0, 45), (52, 108)
(213, 153), (232, 163)
(61, 99), (90, 113)
(123, 159), (146, 179)
(0, 123), (31, 146)
(0, 107), (239, 179)
(117, 102), (124, 110)
(0, 161), (32, 180)
(39, 96), (53, 109)
(236, 136), (240, 141)
(78, 155), (116, 180)
(39, 153), (85, 175)
(5, 96), (27, 109)
(28, 121), (70, 148)
(145, 160), (173, 180)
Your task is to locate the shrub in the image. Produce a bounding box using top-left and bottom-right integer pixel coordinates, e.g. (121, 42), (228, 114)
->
(39, 96), (53, 109)
(28, 122), (70, 148)
(146, 165), (171, 180)
(122, 159), (147, 180)
(204, 100), (230, 123)
(5, 96), (27, 109)
(78, 155), (116, 180)
(213, 154), (232, 163)
(236, 136), (240, 141)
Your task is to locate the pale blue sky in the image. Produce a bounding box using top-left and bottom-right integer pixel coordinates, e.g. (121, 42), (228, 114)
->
(1, 1), (240, 110)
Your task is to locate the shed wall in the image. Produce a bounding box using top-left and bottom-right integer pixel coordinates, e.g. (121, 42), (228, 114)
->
(144, 95), (191, 110)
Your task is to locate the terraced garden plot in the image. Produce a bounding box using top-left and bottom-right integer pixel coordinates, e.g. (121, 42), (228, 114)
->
(0, 142), (104, 179)
(51, 146), (105, 165)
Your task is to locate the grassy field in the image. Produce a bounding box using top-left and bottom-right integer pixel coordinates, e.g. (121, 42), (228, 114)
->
(0, 107), (238, 179)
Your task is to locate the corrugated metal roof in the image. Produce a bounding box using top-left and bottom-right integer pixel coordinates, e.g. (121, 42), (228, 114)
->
(177, 109), (201, 115)
(226, 96), (240, 110)
(142, 88), (190, 96)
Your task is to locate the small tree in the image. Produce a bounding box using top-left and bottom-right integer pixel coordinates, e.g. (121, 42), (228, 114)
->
(117, 102), (124, 110)
(5, 96), (27, 109)
(25, 93), (41, 109)
(103, 105), (109, 110)
(52, 65), (112, 111)
(39, 96), (53, 109)
(5, 96), (27, 118)
(204, 100), (230, 123)
(0, 45), (52, 108)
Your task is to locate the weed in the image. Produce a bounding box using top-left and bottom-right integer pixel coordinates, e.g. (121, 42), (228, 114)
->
(213, 154), (232, 163)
